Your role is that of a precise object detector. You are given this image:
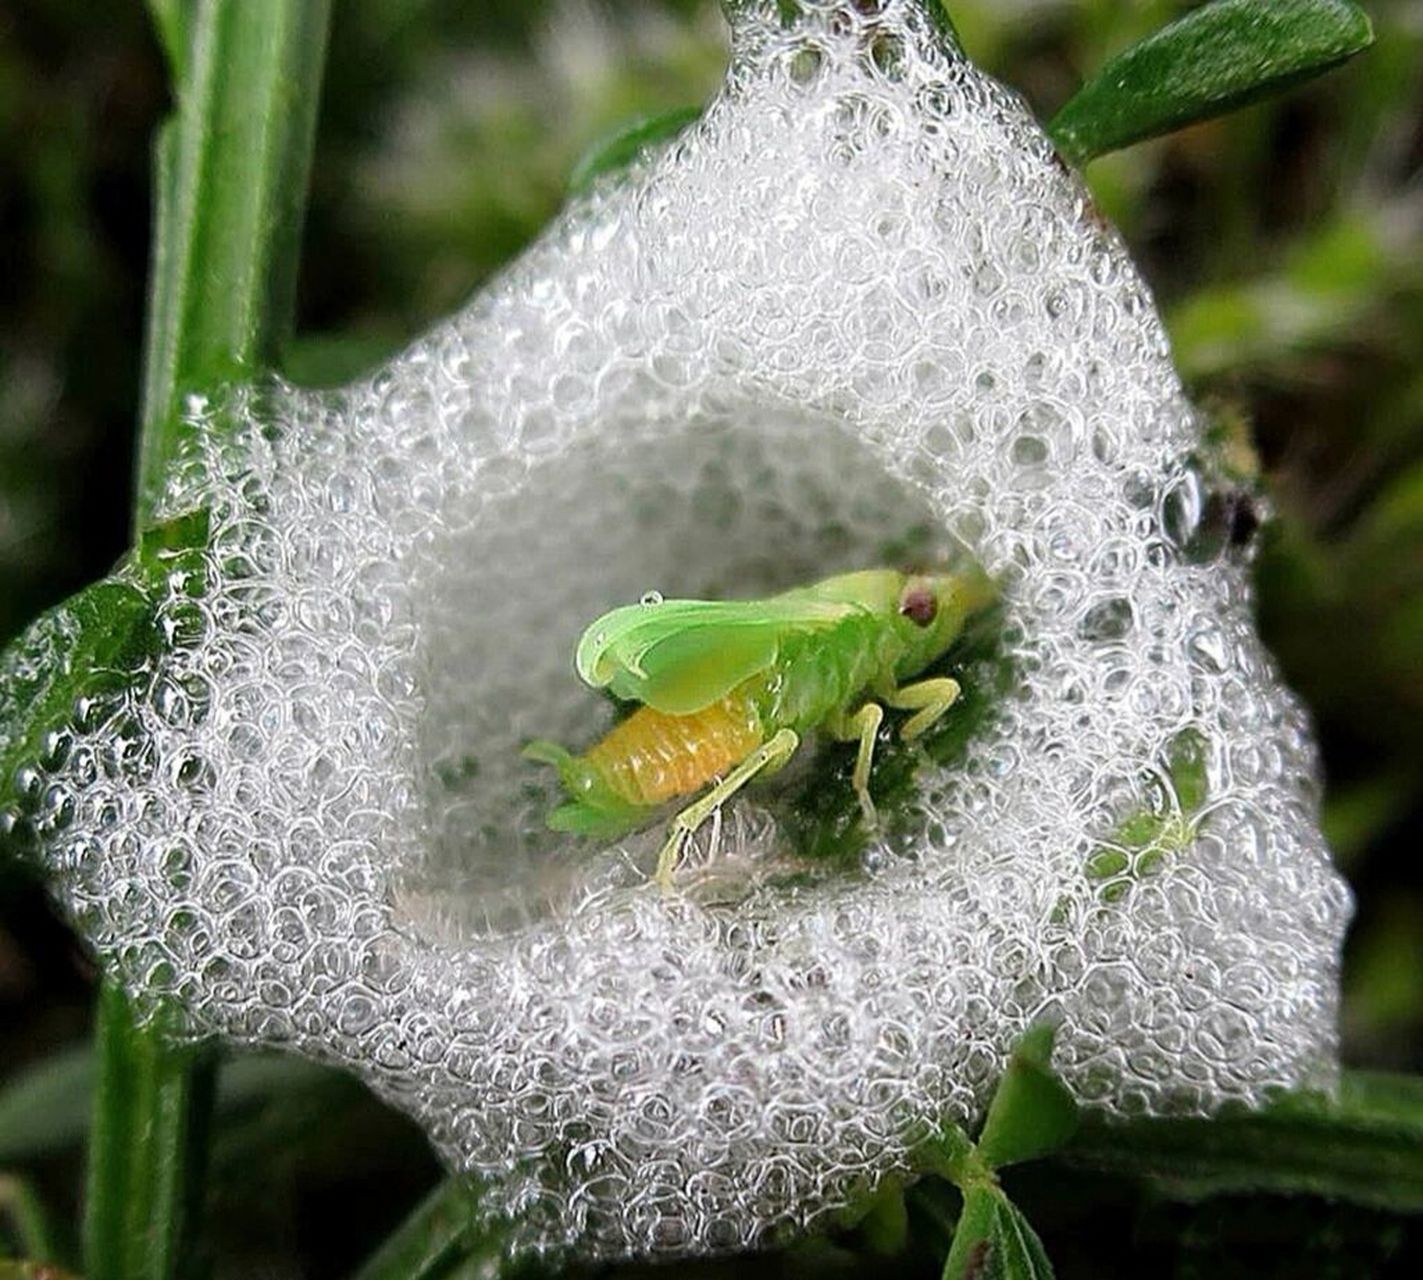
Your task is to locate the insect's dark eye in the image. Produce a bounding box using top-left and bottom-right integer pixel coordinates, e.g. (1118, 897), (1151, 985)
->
(899, 587), (937, 627)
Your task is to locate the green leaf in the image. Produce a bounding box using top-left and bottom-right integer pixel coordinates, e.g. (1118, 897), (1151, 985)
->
(1048, 0), (1374, 166)
(0, 1044), (95, 1163)
(0, 1042), (344, 1165)
(1322, 770), (1417, 869)
(1344, 896), (1423, 1047)
(1083, 727), (1211, 900)
(857, 1178), (911, 1256)
(1362, 457), (1423, 547)
(567, 106), (704, 195)
(0, 576), (160, 858)
(941, 1186), (1054, 1280)
(284, 329), (406, 389)
(1, 521), (207, 869)
(975, 1024), (1079, 1171)
(1054, 1071), (1423, 1213)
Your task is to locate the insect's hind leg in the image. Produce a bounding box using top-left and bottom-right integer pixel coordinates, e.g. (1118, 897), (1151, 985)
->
(829, 703), (884, 829)
(886, 677), (962, 741)
(656, 728), (800, 891)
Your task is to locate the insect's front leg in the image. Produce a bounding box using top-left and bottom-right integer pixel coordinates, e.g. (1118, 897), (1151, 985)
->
(886, 677), (962, 740)
(828, 703), (884, 829)
(655, 728), (800, 891)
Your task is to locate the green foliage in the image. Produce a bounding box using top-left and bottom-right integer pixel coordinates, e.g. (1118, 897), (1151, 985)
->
(568, 105), (705, 194)
(145, 1), (191, 82)
(0, 1173), (60, 1265)
(975, 1025), (1079, 1172)
(916, 1026), (1077, 1279)
(349, 1180), (488, 1280)
(0, 512), (207, 867)
(0, 1042), (359, 1168)
(1049, 0), (1373, 165)
(756, 0), (1375, 156)
(1, 0), (1421, 1276)
(941, 1189), (1053, 1280)
(0, 578), (158, 849)
(0, 1044), (94, 1164)
(1055, 1072), (1423, 1214)
(1168, 214), (1414, 380)
(305, 0), (727, 348)
(0, 1265), (77, 1280)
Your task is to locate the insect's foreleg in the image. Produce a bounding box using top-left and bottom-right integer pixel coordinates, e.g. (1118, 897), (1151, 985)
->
(655, 728), (800, 890)
(828, 703), (884, 829)
(886, 677), (962, 740)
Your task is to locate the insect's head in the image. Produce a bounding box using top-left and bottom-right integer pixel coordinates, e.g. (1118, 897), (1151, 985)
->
(893, 565), (997, 678)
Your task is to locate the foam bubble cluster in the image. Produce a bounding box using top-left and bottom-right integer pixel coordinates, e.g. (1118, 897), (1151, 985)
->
(11, 0), (1350, 1259)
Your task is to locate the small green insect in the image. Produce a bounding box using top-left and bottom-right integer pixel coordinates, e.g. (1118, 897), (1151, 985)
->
(524, 565), (997, 888)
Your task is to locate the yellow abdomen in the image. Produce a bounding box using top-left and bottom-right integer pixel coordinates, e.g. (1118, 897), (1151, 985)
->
(586, 693), (763, 806)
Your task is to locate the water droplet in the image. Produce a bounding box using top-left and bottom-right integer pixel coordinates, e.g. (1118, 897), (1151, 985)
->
(640, 591), (664, 607)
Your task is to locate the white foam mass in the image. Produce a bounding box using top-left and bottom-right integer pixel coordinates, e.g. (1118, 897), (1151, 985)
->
(17, 0), (1351, 1260)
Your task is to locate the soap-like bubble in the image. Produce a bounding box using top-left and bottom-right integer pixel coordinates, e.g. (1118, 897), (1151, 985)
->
(9, 0), (1348, 1260)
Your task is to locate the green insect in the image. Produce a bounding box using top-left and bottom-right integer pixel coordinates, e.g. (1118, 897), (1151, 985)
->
(524, 565), (997, 887)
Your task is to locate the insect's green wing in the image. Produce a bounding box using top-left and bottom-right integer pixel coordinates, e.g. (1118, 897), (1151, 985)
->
(575, 596), (852, 715)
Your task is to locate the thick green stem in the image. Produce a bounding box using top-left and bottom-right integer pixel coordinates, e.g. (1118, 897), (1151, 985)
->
(82, 983), (216, 1280)
(135, 0), (333, 530)
(84, 3), (332, 1277)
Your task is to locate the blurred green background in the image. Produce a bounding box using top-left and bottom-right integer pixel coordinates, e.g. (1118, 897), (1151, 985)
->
(1, 0), (1420, 1275)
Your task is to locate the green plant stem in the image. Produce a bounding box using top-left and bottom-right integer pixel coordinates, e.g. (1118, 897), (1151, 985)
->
(0, 1173), (59, 1264)
(82, 982), (216, 1280)
(349, 1180), (489, 1280)
(135, 0), (333, 530)
(84, 3), (332, 1278)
